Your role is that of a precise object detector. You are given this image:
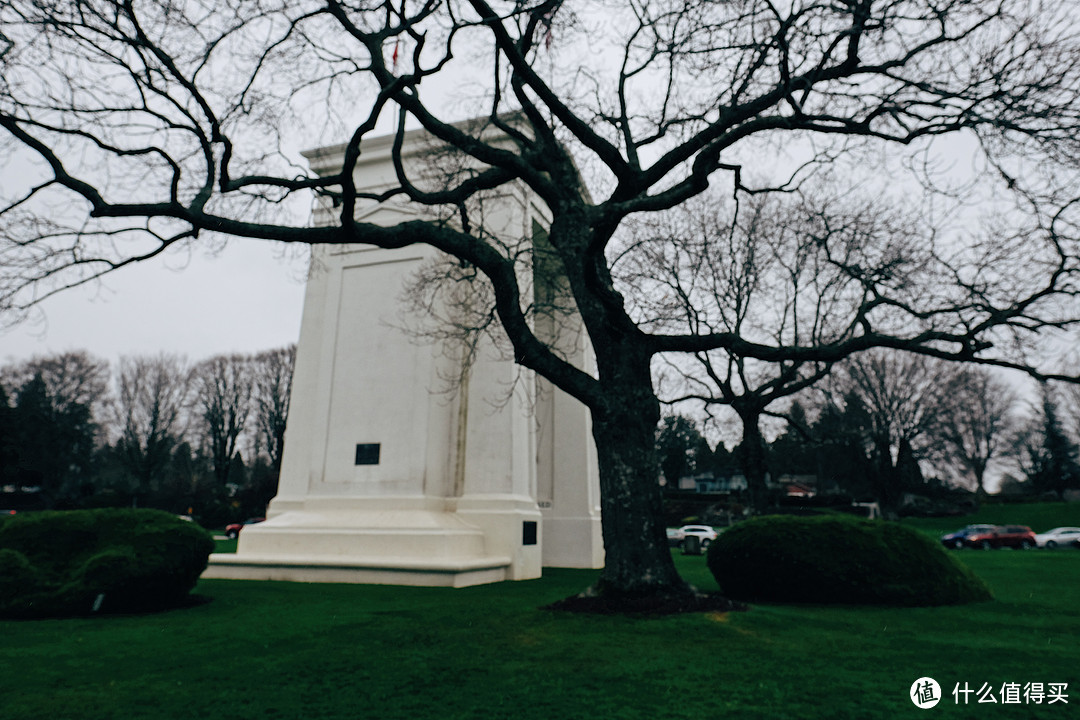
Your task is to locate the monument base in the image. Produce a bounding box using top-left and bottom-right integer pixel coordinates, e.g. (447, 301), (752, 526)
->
(203, 553), (512, 588)
(541, 515), (605, 569)
(202, 495), (542, 588)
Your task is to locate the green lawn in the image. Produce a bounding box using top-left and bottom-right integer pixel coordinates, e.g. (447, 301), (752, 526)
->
(2, 546), (1078, 719)
(213, 535), (238, 553)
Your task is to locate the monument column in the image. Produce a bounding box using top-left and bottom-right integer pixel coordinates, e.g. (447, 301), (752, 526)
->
(203, 121), (602, 587)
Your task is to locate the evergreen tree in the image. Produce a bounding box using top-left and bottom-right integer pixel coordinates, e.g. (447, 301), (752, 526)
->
(1029, 386), (1080, 497)
(0, 384), (15, 485)
(655, 415), (706, 487)
(769, 402), (817, 478)
(708, 442), (736, 475)
(11, 374), (98, 503)
(810, 396), (875, 500)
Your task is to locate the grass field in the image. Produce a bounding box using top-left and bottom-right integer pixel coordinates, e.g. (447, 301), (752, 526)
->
(3, 527), (1078, 720)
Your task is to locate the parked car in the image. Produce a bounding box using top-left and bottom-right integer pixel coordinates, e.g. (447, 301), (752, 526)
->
(224, 517), (265, 539)
(666, 527), (685, 547)
(993, 525), (1038, 549)
(1035, 527), (1080, 548)
(947, 524), (1037, 550)
(678, 524), (719, 548)
(941, 524), (999, 549)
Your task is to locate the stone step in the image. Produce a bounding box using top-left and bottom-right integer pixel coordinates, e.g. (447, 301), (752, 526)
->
(234, 509), (491, 559)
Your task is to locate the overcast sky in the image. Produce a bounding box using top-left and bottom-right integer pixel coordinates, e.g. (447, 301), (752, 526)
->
(0, 240), (307, 367)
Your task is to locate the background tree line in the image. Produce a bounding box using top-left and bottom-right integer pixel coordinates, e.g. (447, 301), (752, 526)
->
(0, 346), (295, 527)
(657, 349), (1080, 518)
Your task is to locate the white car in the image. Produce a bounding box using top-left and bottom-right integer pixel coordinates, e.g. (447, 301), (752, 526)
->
(678, 524), (719, 548)
(1034, 527), (1080, 548)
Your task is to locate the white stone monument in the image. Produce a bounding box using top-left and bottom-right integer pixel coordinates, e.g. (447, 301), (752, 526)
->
(204, 123), (604, 587)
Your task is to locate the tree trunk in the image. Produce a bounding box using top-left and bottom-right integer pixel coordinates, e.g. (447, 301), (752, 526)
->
(544, 213), (733, 613)
(557, 382), (746, 614)
(563, 341), (697, 608)
(972, 460), (988, 502)
(871, 437), (902, 518)
(736, 408), (769, 512)
(591, 401), (690, 600)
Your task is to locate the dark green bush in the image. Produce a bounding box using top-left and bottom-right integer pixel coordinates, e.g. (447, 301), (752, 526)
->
(706, 514), (992, 606)
(0, 508), (214, 618)
(0, 548), (39, 599)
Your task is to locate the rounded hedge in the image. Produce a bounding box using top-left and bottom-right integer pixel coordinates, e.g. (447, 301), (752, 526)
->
(706, 514), (992, 606)
(0, 508), (214, 618)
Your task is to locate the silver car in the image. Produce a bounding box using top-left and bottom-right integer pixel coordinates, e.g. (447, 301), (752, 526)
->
(1034, 527), (1080, 548)
(678, 524), (719, 548)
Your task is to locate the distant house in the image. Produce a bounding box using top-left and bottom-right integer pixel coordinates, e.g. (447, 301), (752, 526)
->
(701, 473), (749, 494)
(665, 471), (822, 497)
(664, 472), (750, 494)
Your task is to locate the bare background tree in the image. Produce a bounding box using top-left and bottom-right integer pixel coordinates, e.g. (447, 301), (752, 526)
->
(935, 367), (1018, 498)
(3, 0), (1080, 607)
(823, 350), (945, 515)
(190, 354), (253, 490)
(111, 354), (190, 505)
(0, 351), (110, 420)
(0, 346), (295, 522)
(250, 345), (297, 479)
(622, 189), (930, 509)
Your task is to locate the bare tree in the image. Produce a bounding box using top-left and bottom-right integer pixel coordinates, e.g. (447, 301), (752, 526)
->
(3, 0), (1080, 608)
(111, 353), (190, 503)
(1054, 368), (1080, 447)
(935, 367), (1018, 497)
(250, 344), (296, 476)
(826, 350), (946, 514)
(625, 190), (889, 508)
(191, 354), (252, 489)
(1, 351), (110, 419)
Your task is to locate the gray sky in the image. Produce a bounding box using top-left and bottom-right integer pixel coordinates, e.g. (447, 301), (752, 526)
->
(0, 240), (307, 366)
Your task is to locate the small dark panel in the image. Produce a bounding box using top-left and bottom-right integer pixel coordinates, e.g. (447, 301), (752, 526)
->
(354, 443), (381, 465)
(522, 521), (538, 546)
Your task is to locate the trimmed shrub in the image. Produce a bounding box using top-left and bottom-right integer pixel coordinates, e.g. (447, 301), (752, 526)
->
(706, 514), (992, 606)
(0, 508), (214, 618)
(0, 548), (39, 599)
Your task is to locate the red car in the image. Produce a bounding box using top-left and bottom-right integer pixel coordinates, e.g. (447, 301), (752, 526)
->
(962, 525), (1036, 550)
(224, 517), (265, 539)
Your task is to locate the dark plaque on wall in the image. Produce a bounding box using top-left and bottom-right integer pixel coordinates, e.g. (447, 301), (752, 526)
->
(522, 521), (538, 546)
(355, 443), (381, 465)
